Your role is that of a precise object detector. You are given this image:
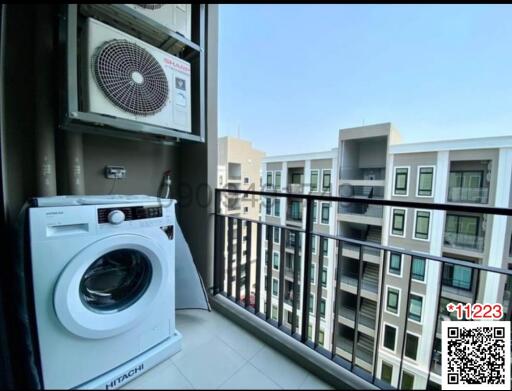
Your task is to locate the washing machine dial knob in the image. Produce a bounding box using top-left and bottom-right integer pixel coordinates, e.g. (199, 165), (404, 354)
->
(108, 210), (125, 225)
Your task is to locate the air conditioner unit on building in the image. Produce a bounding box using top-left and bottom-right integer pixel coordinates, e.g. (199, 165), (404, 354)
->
(124, 4), (191, 40)
(83, 17), (191, 134)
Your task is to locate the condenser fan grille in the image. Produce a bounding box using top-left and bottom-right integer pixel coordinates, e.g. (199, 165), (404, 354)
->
(93, 40), (169, 116)
(137, 4), (163, 10)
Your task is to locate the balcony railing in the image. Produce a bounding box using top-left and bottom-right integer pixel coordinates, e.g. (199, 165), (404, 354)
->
(443, 232), (484, 251)
(213, 189), (512, 390)
(447, 186), (489, 204)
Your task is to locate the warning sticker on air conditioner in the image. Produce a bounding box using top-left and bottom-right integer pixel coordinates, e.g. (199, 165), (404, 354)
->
(164, 57), (191, 74)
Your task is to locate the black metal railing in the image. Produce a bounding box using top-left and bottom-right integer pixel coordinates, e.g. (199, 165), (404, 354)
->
(213, 188), (512, 390)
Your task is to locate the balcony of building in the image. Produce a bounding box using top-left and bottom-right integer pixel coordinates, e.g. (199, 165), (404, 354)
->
(443, 213), (485, 253)
(227, 162), (242, 183)
(287, 167), (305, 194)
(286, 198), (304, 225)
(447, 160), (491, 204)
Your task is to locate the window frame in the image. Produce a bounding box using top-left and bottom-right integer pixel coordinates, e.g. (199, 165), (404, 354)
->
(320, 202), (330, 225)
(401, 371), (415, 390)
(393, 166), (410, 196)
(413, 209), (431, 241)
(265, 197), (272, 216)
(312, 235), (317, 255)
(272, 278), (279, 297)
(382, 322), (398, 353)
(273, 227), (280, 245)
(274, 198), (281, 217)
(404, 331), (420, 362)
(388, 252), (403, 277)
(266, 171), (273, 190)
(310, 169), (319, 192)
(274, 170), (282, 191)
(408, 293), (424, 324)
(390, 207), (407, 237)
(385, 286), (401, 316)
(309, 292), (315, 314)
(411, 256), (427, 283)
(321, 169), (332, 193)
(272, 251), (280, 271)
(380, 361), (394, 384)
(310, 263), (316, 285)
(416, 165), (435, 198)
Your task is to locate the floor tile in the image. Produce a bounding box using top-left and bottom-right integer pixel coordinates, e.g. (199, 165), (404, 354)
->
(216, 319), (265, 360)
(220, 362), (281, 390)
(299, 373), (334, 390)
(121, 360), (192, 390)
(173, 336), (246, 389)
(250, 346), (310, 389)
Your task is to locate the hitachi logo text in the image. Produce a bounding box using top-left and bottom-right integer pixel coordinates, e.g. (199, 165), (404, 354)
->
(105, 364), (144, 389)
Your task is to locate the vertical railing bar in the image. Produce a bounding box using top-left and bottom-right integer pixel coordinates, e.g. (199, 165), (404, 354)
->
(315, 236), (325, 349)
(245, 221), (252, 308)
(227, 217), (234, 299)
(351, 243), (364, 371)
(301, 198), (314, 343)
(213, 190), (220, 294)
(292, 230), (301, 336)
(255, 222), (262, 314)
(397, 254), (414, 389)
(236, 218), (242, 304)
(472, 268), (480, 305)
(427, 260), (445, 387)
(372, 248), (388, 384)
(278, 227), (286, 327)
(331, 239), (343, 359)
(218, 215), (226, 294)
(507, 274), (512, 321)
(266, 225), (273, 320)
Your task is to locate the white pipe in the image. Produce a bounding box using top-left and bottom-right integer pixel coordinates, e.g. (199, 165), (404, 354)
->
(65, 132), (85, 195)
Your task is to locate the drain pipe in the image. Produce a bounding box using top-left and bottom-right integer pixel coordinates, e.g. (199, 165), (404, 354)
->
(65, 132), (85, 195)
(34, 5), (57, 196)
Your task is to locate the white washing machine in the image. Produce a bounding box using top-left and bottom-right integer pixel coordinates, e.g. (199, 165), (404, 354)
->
(28, 195), (182, 389)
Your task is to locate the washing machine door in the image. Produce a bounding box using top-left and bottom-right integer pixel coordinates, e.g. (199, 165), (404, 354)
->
(54, 233), (168, 339)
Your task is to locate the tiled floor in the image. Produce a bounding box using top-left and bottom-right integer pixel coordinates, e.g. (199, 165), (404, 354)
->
(123, 309), (333, 389)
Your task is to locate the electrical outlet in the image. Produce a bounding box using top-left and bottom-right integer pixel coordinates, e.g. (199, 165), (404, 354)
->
(105, 166), (127, 179)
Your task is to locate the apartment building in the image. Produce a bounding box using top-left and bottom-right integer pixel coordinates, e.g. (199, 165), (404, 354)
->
(218, 136), (265, 300)
(261, 149), (338, 349)
(334, 123), (401, 373)
(378, 136), (512, 390)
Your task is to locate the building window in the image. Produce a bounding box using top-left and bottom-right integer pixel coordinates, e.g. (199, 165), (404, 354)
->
(409, 294), (423, 322)
(244, 176), (250, 184)
(312, 236), (317, 254)
(287, 310), (294, 325)
(308, 324), (313, 339)
(310, 263), (316, 284)
(272, 252), (279, 270)
(445, 214), (480, 249)
(274, 199), (281, 217)
(321, 202), (330, 224)
(320, 298), (326, 318)
(272, 278), (279, 296)
(412, 256), (426, 281)
(417, 166), (434, 196)
(271, 305), (278, 320)
(290, 200), (302, 221)
(443, 263), (473, 291)
(401, 371), (415, 390)
(448, 170), (484, 203)
(291, 172), (303, 184)
(322, 238), (328, 257)
(274, 227), (280, 244)
(386, 288), (399, 314)
(414, 210), (431, 240)
(243, 206), (249, 213)
(266, 172), (273, 189)
(383, 324), (397, 351)
(312, 201), (318, 223)
(322, 169), (331, 192)
(310, 170), (319, 192)
(321, 267), (327, 287)
(285, 253), (293, 270)
(381, 362), (393, 384)
(405, 333), (419, 361)
(318, 329), (325, 345)
(393, 167), (409, 195)
(389, 252), (402, 275)
(265, 197), (272, 215)
(391, 208), (406, 236)
(274, 171), (281, 190)
(309, 293), (315, 314)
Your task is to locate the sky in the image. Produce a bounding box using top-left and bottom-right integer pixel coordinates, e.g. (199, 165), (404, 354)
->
(218, 4), (512, 156)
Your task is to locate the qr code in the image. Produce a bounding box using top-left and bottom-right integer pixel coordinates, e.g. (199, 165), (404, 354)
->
(442, 321), (511, 390)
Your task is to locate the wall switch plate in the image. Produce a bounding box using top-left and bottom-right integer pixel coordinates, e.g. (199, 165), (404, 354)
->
(105, 166), (127, 179)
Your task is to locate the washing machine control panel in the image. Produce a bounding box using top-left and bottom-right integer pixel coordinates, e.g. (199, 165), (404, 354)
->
(98, 205), (163, 224)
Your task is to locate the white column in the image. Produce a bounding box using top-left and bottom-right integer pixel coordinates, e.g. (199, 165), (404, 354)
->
(483, 148), (512, 303)
(420, 151), (448, 370)
(280, 162), (288, 224)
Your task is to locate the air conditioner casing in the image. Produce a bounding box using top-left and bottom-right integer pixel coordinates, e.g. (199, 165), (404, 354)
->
(83, 17), (191, 134)
(124, 4), (191, 40)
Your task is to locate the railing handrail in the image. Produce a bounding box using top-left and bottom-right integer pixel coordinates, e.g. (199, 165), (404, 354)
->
(216, 188), (512, 216)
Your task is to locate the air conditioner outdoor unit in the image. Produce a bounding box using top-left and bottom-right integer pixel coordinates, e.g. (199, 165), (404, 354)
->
(124, 4), (191, 40)
(83, 17), (191, 134)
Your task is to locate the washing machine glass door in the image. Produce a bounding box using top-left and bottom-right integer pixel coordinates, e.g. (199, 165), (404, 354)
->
(54, 234), (168, 339)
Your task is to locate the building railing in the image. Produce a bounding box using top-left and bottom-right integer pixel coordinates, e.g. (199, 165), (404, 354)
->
(213, 189), (512, 390)
(443, 232), (485, 251)
(447, 186), (489, 204)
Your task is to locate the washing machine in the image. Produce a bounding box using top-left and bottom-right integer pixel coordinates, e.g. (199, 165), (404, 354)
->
(28, 195), (182, 389)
